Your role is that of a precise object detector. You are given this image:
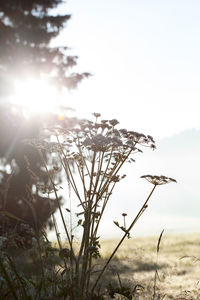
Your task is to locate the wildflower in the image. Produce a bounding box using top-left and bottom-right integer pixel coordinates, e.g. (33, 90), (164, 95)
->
(83, 134), (113, 152)
(141, 175), (177, 185)
(93, 112), (101, 118)
(119, 128), (127, 135)
(109, 119), (119, 127)
(111, 136), (123, 147)
(125, 140), (136, 150)
(112, 129), (120, 137)
(147, 135), (155, 143)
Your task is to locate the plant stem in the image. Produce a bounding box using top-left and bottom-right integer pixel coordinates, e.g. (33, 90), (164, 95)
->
(91, 184), (157, 293)
(38, 149), (75, 260)
(79, 151), (96, 298)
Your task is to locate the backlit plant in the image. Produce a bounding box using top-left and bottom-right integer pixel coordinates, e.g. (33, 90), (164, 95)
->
(0, 113), (176, 299)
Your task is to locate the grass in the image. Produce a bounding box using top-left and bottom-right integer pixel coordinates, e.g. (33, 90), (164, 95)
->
(1, 230), (200, 299)
(98, 232), (200, 299)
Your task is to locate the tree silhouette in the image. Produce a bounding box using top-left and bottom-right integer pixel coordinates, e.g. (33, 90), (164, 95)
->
(0, 0), (88, 245)
(0, 0), (89, 95)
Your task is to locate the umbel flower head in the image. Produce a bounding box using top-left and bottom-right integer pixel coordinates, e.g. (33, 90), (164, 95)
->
(141, 175), (177, 185)
(30, 113), (156, 159)
(60, 113), (156, 154)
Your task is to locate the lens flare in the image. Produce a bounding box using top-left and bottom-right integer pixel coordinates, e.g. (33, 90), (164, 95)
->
(11, 79), (60, 114)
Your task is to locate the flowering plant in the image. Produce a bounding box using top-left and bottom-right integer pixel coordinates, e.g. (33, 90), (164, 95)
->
(0, 113), (176, 300)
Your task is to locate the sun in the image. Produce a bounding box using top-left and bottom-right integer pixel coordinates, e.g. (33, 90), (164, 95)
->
(11, 78), (61, 114)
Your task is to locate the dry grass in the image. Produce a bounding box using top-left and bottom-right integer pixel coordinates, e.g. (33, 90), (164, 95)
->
(98, 233), (200, 299)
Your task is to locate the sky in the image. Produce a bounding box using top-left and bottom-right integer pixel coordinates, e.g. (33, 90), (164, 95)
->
(50, 0), (200, 238)
(53, 0), (200, 139)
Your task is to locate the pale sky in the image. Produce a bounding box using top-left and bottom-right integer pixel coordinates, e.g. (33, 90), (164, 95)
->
(52, 0), (200, 140)
(49, 1), (200, 238)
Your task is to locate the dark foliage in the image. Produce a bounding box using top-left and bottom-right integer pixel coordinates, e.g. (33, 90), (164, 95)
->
(0, 0), (87, 243)
(0, 104), (78, 244)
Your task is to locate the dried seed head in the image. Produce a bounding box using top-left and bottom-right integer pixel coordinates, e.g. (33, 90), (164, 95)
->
(141, 175), (177, 186)
(93, 112), (101, 118)
(122, 213), (127, 217)
(109, 119), (119, 127)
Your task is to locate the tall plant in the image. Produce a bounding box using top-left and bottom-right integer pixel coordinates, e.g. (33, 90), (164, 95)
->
(29, 113), (176, 299)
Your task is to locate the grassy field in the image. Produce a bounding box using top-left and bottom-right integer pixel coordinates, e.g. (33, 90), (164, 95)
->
(97, 233), (200, 299)
(3, 232), (200, 299)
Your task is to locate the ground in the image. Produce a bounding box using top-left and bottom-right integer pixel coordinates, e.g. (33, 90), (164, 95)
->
(98, 233), (200, 299)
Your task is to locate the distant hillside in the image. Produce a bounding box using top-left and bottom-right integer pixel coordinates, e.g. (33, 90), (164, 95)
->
(157, 128), (200, 154)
